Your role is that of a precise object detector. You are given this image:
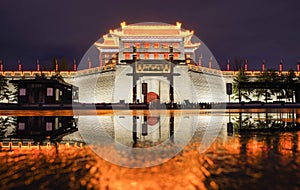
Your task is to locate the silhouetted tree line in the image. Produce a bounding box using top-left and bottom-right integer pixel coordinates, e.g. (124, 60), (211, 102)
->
(0, 117), (17, 138)
(0, 75), (17, 103)
(43, 57), (70, 71)
(232, 57), (244, 71)
(232, 68), (298, 103)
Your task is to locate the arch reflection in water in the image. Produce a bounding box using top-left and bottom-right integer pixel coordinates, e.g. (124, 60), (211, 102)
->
(78, 113), (225, 168)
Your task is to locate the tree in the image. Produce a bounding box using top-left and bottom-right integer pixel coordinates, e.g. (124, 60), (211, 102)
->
(51, 58), (57, 71)
(35, 73), (47, 80)
(0, 75), (11, 102)
(50, 57), (70, 71)
(50, 73), (65, 82)
(8, 83), (18, 103)
(283, 69), (297, 102)
(232, 69), (253, 102)
(42, 57), (71, 71)
(60, 57), (69, 71)
(255, 69), (280, 102)
(0, 117), (16, 138)
(0, 117), (8, 138)
(233, 57), (243, 71)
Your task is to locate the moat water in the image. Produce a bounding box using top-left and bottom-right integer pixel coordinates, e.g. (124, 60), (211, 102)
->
(1, 109), (300, 189)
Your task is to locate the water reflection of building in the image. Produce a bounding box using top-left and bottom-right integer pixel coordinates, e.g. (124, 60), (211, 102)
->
(131, 115), (174, 147)
(79, 113), (224, 149)
(12, 116), (77, 142)
(10, 78), (78, 105)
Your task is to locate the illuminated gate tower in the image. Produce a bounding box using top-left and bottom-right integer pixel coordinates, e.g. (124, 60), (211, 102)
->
(94, 22), (200, 104)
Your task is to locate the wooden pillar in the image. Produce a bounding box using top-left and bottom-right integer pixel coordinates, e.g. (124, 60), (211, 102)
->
(142, 82), (147, 104)
(142, 116), (148, 136)
(169, 84), (174, 105)
(169, 115), (174, 142)
(132, 116), (137, 143)
(133, 85), (137, 104)
(169, 45), (173, 62)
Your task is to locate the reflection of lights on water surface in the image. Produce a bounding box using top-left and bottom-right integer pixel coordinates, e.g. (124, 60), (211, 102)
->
(2, 110), (300, 188)
(0, 142), (83, 151)
(2, 132), (300, 189)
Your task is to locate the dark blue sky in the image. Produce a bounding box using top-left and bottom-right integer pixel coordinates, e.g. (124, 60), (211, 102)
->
(0, 0), (300, 71)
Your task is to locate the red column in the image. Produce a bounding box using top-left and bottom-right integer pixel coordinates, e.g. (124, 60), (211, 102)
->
(227, 59), (230, 71)
(55, 59), (59, 72)
(279, 60), (283, 72)
(244, 59), (248, 71)
(297, 61), (300, 72)
(209, 57), (212, 69)
(88, 57), (91, 69)
(262, 61), (265, 72)
(99, 53), (103, 67)
(37, 59), (40, 71)
(18, 59), (22, 71)
(73, 59), (77, 71)
(198, 54), (202, 66)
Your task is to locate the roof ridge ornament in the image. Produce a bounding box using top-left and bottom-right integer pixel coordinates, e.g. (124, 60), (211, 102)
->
(176, 22), (182, 28)
(120, 21), (126, 28)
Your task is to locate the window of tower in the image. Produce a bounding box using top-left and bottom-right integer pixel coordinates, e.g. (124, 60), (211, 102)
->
(135, 43), (140, 48)
(173, 43), (179, 48)
(125, 53), (130, 59)
(174, 53), (179, 60)
(144, 43), (150, 49)
(164, 53), (168, 59)
(124, 43), (130, 49)
(163, 43), (168, 49)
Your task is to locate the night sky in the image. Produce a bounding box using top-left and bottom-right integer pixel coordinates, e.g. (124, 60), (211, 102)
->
(0, 0), (300, 71)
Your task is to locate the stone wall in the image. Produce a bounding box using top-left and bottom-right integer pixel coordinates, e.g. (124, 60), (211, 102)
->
(174, 66), (226, 103)
(72, 72), (115, 103)
(0, 67), (230, 104)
